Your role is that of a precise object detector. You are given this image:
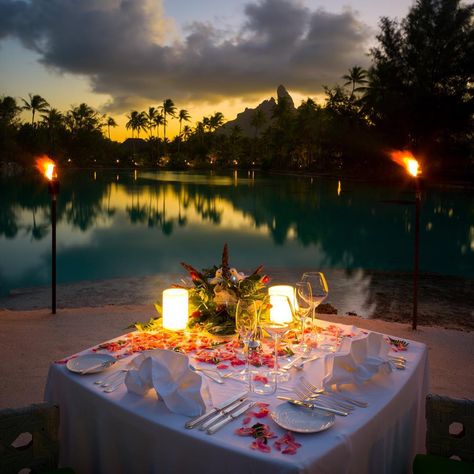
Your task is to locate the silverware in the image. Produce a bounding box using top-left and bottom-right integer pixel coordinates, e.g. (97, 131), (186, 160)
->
(299, 377), (368, 408)
(190, 366), (224, 384)
(80, 360), (115, 375)
(185, 391), (248, 429)
(293, 387), (355, 412)
(95, 369), (131, 387)
(199, 398), (250, 431)
(103, 379), (125, 393)
(389, 360), (406, 370)
(206, 401), (256, 434)
(280, 355), (304, 371)
(295, 355), (320, 369)
(277, 396), (349, 416)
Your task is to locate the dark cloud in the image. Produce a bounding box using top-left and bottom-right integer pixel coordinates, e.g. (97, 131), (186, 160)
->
(0, 0), (370, 110)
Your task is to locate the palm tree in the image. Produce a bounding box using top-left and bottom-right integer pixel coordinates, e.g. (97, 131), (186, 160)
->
(178, 109), (191, 138)
(0, 96), (20, 126)
(106, 116), (117, 140)
(68, 103), (100, 132)
(161, 99), (176, 143)
(182, 125), (192, 140)
(21, 93), (49, 125)
(177, 109), (191, 152)
(342, 66), (368, 96)
(209, 112), (225, 131)
(40, 108), (64, 150)
(145, 107), (159, 138)
(202, 116), (211, 133)
(153, 113), (164, 139)
(126, 111), (144, 139)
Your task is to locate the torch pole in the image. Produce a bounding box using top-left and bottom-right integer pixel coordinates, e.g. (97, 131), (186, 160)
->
(48, 179), (59, 314)
(51, 193), (57, 314)
(412, 178), (420, 330)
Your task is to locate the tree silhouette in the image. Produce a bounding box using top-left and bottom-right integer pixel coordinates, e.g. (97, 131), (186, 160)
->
(342, 66), (368, 97)
(0, 96), (20, 126)
(145, 107), (159, 139)
(368, 0), (474, 160)
(21, 93), (49, 125)
(161, 99), (176, 144)
(105, 116), (117, 140)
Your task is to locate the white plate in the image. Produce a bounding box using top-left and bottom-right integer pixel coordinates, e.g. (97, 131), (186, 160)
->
(271, 402), (335, 433)
(66, 354), (116, 374)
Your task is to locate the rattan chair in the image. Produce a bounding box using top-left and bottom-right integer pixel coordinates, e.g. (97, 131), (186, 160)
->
(0, 402), (73, 474)
(413, 393), (474, 473)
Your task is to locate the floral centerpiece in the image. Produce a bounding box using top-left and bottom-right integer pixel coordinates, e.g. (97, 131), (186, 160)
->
(133, 244), (269, 336)
(181, 244), (269, 335)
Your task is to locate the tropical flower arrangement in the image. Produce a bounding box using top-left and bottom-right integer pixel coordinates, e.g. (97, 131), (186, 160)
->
(133, 244), (269, 336)
(181, 243), (269, 335)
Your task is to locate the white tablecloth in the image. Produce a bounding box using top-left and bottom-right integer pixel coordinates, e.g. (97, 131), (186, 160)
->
(44, 323), (429, 474)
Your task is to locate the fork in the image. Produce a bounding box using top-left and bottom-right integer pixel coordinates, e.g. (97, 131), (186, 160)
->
(293, 386), (356, 412)
(299, 376), (368, 408)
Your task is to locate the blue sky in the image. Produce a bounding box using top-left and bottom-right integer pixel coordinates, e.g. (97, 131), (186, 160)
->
(0, 0), (414, 138)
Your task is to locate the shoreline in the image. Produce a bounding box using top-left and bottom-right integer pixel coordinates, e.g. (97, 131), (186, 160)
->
(2, 269), (472, 331)
(4, 165), (474, 190)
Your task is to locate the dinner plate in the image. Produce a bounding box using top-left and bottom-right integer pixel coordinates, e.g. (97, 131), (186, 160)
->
(66, 354), (116, 374)
(270, 402), (335, 433)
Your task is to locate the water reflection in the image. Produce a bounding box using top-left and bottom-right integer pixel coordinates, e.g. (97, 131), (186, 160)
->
(0, 170), (473, 298)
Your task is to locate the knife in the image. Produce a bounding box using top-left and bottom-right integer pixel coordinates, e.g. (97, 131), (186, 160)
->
(297, 355), (320, 367)
(206, 401), (256, 435)
(199, 397), (249, 431)
(185, 391), (247, 429)
(277, 396), (349, 416)
(190, 366), (224, 384)
(280, 355), (304, 371)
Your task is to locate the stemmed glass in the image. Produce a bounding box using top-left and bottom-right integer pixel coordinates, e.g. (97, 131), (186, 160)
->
(235, 298), (258, 390)
(301, 272), (333, 351)
(294, 281), (313, 355)
(259, 294), (294, 391)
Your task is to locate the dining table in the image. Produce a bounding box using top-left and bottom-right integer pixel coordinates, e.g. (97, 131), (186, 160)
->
(44, 320), (429, 474)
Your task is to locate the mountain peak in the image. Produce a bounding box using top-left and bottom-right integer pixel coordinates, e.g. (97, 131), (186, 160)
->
(277, 85), (294, 108)
(219, 85), (295, 136)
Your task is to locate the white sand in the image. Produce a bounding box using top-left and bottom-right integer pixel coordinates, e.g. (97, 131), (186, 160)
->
(0, 305), (472, 409)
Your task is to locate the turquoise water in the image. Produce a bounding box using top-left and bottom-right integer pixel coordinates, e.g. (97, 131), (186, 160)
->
(0, 170), (472, 295)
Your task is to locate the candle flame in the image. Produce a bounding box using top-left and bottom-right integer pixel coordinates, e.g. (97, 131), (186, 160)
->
(337, 180), (342, 196)
(35, 156), (57, 181)
(389, 150), (421, 177)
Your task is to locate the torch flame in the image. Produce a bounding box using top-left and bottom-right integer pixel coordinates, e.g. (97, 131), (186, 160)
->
(389, 150), (421, 177)
(36, 156), (57, 181)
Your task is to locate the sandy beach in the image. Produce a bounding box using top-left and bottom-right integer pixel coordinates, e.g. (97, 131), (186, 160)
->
(1, 300), (473, 409)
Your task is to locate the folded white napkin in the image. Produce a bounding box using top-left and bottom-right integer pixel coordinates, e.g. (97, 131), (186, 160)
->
(323, 332), (392, 389)
(125, 349), (207, 416)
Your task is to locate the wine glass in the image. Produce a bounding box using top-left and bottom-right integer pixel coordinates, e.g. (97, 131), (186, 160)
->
(294, 281), (313, 355)
(259, 293), (294, 391)
(301, 272), (333, 351)
(235, 298), (258, 390)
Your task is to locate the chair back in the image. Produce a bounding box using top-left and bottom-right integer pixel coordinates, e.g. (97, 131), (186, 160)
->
(426, 394), (474, 462)
(0, 403), (59, 474)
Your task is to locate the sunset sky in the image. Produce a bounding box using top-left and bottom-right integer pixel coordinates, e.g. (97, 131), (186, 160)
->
(0, 0), (414, 141)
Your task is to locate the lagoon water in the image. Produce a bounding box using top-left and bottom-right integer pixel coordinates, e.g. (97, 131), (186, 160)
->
(0, 170), (473, 297)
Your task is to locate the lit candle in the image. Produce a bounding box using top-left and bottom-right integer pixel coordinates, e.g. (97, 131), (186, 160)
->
(268, 285), (295, 324)
(162, 288), (189, 331)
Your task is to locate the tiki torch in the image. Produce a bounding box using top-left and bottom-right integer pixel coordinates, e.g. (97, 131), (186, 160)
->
(36, 156), (59, 314)
(390, 151), (422, 330)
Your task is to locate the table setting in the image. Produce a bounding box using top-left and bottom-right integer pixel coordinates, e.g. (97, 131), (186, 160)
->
(45, 245), (429, 474)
